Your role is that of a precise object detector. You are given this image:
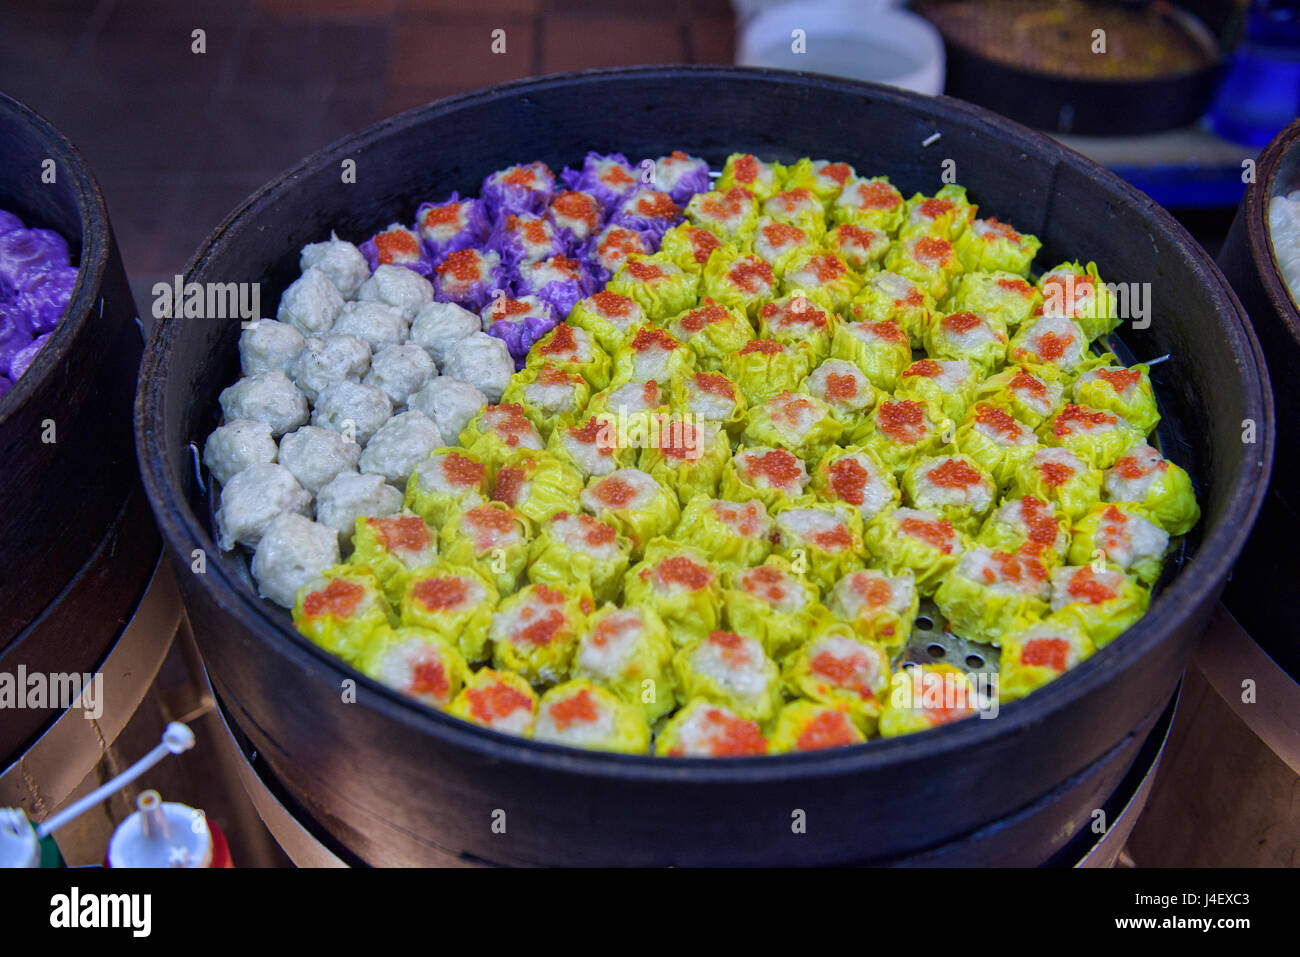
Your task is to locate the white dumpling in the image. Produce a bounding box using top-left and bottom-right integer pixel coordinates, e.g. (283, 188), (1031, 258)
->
(331, 300), (407, 351)
(278, 425), (362, 494)
(406, 377), (486, 445)
(299, 233), (370, 299)
(364, 343), (435, 408)
(357, 263), (433, 322)
(218, 370), (309, 437)
(203, 418), (278, 487)
(311, 380), (393, 446)
(238, 319), (306, 376)
(409, 300), (480, 366)
(358, 411), (444, 485)
(314, 471), (403, 549)
(214, 463), (311, 551)
(250, 512), (341, 608)
(291, 334), (371, 404)
(441, 331), (513, 403)
(276, 266), (343, 336)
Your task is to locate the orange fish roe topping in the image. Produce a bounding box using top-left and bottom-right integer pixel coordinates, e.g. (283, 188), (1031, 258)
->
(820, 162), (852, 185)
(811, 649), (876, 698)
(519, 609), (567, 646)
(597, 228), (644, 262)
(975, 404), (1024, 441)
(772, 187), (813, 210)
(492, 467), (526, 506)
(740, 337), (784, 355)
(1010, 368), (1049, 398)
(761, 221), (807, 247)
(1038, 459), (1075, 487)
(685, 226), (721, 263)
(854, 573), (894, 606)
(488, 403), (534, 446)
(985, 549), (1048, 584)
(466, 504), (519, 535)
(835, 224), (878, 247)
(630, 326), (677, 352)
(1094, 367), (1141, 393)
(421, 203), (463, 229)
(625, 259), (666, 282)
(877, 399), (928, 443)
(694, 371), (735, 398)
(491, 297), (534, 319)
(590, 289), (635, 316)
(669, 708), (768, 757)
(1033, 331), (1074, 362)
(467, 680), (533, 723)
(659, 556), (713, 590)
(732, 154), (761, 184)
(409, 659), (449, 699)
(1053, 403), (1117, 437)
(600, 163), (635, 187)
(744, 449), (802, 485)
(517, 217), (551, 245)
(998, 277), (1033, 296)
(806, 254), (847, 283)
(537, 322), (577, 355)
(552, 190), (600, 228)
(824, 372), (859, 403)
(742, 565), (789, 602)
(641, 381), (661, 406)
(1115, 452), (1161, 480)
(981, 217), (1020, 242)
(367, 515), (431, 553)
(438, 248), (483, 282)
(550, 688), (601, 730)
(861, 318), (908, 344)
(904, 359), (943, 379)
(1021, 637), (1070, 671)
(813, 523), (853, 551)
(796, 710), (858, 750)
(918, 197), (955, 219)
(714, 500), (766, 537)
(913, 237), (953, 263)
(678, 299), (730, 333)
(496, 166), (538, 187)
(943, 311), (983, 333)
(593, 476), (635, 507)
(899, 515), (956, 553)
(580, 516), (617, 547)
(412, 576), (469, 612)
(929, 458), (983, 489)
(728, 257), (775, 293)
(374, 229), (420, 264)
(634, 192), (681, 219)
(828, 457), (870, 505)
(302, 578), (366, 619)
(1066, 566), (1118, 604)
(443, 452), (486, 487)
(854, 180), (900, 209)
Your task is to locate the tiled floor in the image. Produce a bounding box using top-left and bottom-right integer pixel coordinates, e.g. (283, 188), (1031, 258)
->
(0, 0), (735, 315)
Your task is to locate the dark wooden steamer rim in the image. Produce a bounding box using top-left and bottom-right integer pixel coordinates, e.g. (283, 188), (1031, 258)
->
(0, 93), (155, 761)
(136, 67), (1273, 865)
(1218, 117), (1300, 682)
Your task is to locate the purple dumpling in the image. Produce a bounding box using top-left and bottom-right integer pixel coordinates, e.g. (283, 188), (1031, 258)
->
(481, 294), (558, 365)
(433, 247), (507, 313)
(413, 192), (489, 261)
(17, 264), (77, 334)
(643, 151), (712, 206)
(6, 332), (49, 381)
(358, 223), (433, 276)
(513, 253), (596, 320)
(0, 228), (70, 288)
(481, 161), (556, 220)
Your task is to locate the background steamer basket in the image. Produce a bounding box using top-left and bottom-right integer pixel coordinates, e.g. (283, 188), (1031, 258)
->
(1218, 118), (1300, 685)
(136, 67), (1271, 867)
(0, 93), (155, 763)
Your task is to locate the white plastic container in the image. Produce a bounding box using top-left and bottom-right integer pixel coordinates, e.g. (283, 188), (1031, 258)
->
(735, 0), (945, 96)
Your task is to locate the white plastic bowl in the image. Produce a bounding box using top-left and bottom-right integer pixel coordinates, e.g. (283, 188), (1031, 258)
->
(735, 0), (945, 95)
